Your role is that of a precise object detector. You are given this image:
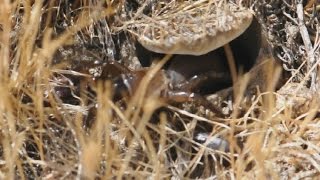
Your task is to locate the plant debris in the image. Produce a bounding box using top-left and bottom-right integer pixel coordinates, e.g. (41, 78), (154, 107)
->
(0, 0), (320, 179)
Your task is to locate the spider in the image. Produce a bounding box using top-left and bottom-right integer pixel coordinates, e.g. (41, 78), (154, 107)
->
(103, 53), (231, 116)
(53, 18), (262, 117)
(52, 51), (230, 116)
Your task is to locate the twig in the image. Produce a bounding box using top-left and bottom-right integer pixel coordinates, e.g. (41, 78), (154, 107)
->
(296, 1), (317, 90)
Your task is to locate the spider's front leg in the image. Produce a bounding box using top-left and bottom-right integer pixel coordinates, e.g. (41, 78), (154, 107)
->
(162, 90), (224, 117)
(174, 71), (232, 94)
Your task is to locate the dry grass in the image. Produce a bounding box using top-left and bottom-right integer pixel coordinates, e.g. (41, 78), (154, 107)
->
(0, 0), (320, 179)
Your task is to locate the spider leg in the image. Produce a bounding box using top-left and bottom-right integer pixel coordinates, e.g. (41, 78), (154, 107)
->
(163, 90), (224, 116)
(176, 71), (232, 93)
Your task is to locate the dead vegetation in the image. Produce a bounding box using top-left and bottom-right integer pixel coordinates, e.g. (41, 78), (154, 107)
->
(0, 0), (320, 179)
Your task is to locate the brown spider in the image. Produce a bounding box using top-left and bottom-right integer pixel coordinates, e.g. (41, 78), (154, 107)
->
(52, 52), (230, 116)
(102, 56), (230, 116)
(52, 17), (262, 117)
